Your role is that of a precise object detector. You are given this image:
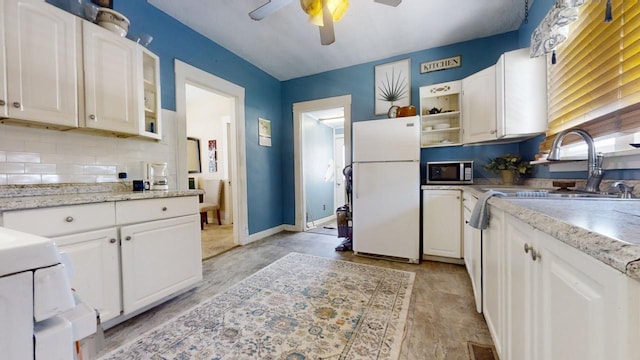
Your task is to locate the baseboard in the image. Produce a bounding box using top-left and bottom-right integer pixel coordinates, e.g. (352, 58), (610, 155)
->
(282, 224), (299, 232)
(306, 214), (336, 229)
(246, 224), (286, 244)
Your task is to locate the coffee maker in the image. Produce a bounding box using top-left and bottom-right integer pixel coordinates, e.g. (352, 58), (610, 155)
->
(147, 162), (169, 190)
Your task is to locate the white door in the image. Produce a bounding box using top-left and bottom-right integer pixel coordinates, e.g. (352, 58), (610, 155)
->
(352, 117), (420, 162)
(422, 190), (461, 258)
(83, 21), (140, 134)
(226, 122), (234, 224)
(54, 228), (121, 322)
(352, 161), (419, 262)
(334, 135), (345, 208)
(462, 65), (497, 143)
(4, 0), (79, 126)
(120, 215), (202, 314)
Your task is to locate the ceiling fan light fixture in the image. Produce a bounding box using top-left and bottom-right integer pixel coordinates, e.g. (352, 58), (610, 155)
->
(300, 0), (349, 26)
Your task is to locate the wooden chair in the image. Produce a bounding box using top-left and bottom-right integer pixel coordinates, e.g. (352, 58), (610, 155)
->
(199, 179), (223, 230)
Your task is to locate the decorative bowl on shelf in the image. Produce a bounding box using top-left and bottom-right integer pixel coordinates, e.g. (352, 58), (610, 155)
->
(96, 8), (130, 37)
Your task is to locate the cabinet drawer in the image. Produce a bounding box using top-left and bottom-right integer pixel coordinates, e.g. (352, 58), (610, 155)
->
(3, 203), (115, 237)
(115, 196), (198, 225)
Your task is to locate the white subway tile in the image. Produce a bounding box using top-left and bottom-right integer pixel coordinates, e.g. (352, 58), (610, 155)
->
(0, 174), (6, 185)
(25, 163), (57, 174)
(7, 174), (41, 184)
(0, 151), (5, 162)
(0, 163), (25, 173)
(56, 164), (84, 174)
(42, 174), (96, 183)
(6, 152), (40, 163)
(83, 165), (111, 175)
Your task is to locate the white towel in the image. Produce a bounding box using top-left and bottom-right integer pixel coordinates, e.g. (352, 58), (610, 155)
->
(469, 190), (507, 230)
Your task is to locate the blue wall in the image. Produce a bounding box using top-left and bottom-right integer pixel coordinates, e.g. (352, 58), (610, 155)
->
(109, 1), (284, 234)
(50, 0), (636, 233)
(303, 119), (335, 222)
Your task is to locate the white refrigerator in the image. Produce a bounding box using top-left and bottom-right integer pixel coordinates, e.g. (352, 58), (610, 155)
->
(351, 116), (420, 263)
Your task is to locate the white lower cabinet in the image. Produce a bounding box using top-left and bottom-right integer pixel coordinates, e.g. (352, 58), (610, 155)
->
(53, 228), (121, 322)
(1, 195), (202, 327)
(482, 205), (505, 356)
(485, 206), (640, 360)
(422, 189), (462, 260)
(462, 191), (481, 313)
(120, 214), (201, 314)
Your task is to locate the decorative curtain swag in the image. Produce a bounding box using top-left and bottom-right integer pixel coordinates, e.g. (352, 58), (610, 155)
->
(530, 0), (586, 58)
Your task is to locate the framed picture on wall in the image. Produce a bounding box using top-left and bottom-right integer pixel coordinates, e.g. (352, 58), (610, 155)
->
(374, 59), (410, 115)
(91, 0), (113, 9)
(258, 117), (272, 147)
(186, 137), (201, 174)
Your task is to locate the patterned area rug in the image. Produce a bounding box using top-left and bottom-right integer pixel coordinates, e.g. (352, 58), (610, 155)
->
(99, 253), (415, 360)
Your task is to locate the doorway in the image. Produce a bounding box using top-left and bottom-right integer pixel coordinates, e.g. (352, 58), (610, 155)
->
(293, 95), (352, 232)
(175, 60), (249, 249)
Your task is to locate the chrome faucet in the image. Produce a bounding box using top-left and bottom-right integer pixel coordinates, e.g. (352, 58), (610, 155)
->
(547, 128), (604, 193)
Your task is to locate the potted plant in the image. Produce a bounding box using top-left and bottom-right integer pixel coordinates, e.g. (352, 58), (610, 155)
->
(483, 153), (532, 185)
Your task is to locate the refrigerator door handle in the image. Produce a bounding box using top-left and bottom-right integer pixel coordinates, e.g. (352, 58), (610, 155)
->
(354, 163), (359, 199)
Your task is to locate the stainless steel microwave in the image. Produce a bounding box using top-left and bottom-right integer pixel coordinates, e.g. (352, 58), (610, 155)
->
(426, 161), (474, 184)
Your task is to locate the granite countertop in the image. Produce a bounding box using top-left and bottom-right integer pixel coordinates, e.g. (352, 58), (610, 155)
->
(422, 184), (640, 281)
(0, 183), (204, 212)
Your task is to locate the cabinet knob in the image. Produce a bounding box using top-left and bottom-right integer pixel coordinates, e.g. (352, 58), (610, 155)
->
(109, 238), (117, 244)
(530, 249), (540, 261)
(162, 206), (167, 211)
(0, 100), (5, 106)
(125, 236), (132, 241)
(65, 216), (74, 223)
(89, 114), (96, 120)
(12, 102), (20, 109)
(489, 129), (497, 134)
(524, 243), (531, 253)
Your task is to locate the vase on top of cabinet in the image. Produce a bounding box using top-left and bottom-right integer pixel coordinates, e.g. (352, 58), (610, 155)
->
(419, 81), (462, 147)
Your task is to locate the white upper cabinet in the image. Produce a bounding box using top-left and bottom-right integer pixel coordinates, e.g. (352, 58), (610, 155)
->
(2, 0), (80, 127)
(461, 65), (497, 144)
(462, 48), (547, 144)
(82, 21), (140, 135)
(496, 48), (547, 139)
(140, 48), (161, 139)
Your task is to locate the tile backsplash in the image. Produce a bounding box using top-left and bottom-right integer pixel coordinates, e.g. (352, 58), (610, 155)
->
(0, 110), (178, 186)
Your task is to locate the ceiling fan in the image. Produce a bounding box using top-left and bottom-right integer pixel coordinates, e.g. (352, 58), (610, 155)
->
(249, 0), (402, 45)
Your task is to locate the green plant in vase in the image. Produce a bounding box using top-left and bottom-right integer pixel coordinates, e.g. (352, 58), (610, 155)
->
(483, 153), (532, 185)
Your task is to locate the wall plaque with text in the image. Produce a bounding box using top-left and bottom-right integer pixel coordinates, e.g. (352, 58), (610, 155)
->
(420, 56), (462, 74)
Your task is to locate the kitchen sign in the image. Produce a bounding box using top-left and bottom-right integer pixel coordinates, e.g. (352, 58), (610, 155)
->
(420, 55), (462, 74)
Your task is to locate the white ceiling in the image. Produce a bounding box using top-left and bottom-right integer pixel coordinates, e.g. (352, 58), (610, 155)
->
(147, 0), (529, 81)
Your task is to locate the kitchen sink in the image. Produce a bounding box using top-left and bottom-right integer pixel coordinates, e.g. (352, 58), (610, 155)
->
(481, 187), (634, 200)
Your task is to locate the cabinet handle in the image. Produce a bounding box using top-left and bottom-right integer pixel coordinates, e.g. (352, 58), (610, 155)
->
(109, 238), (117, 244)
(456, 196), (460, 200)
(0, 100), (5, 106)
(162, 206), (167, 211)
(465, 220), (469, 224)
(524, 243), (531, 253)
(12, 102), (20, 109)
(65, 216), (74, 223)
(89, 114), (96, 120)
(489, 129), (496, 134)
(125, 236), (132, 241)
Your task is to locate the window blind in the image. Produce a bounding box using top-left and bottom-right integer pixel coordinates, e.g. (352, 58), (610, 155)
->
(543, 0), (640, 151)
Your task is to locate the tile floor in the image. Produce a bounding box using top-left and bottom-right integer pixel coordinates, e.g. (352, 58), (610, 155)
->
(100, 230), (494, 359)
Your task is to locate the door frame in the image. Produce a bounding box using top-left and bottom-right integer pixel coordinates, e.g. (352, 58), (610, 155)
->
(292, 95), (352, 232)
(175, 60), (249, 245)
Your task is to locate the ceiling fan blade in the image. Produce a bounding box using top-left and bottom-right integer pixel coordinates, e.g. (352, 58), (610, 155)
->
(374, 0), (402, 6)
(249, 0), (292, 20)
(319, 0), (335, 45)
